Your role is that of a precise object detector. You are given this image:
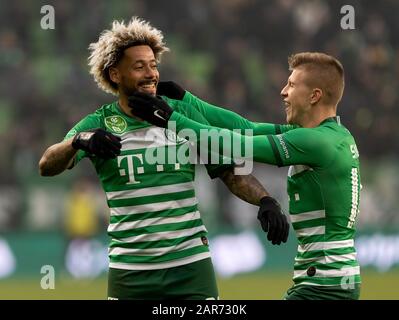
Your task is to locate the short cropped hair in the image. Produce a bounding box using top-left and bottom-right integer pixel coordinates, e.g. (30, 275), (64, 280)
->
(288, 52), (345, 105)
(88, 17), (169, 96)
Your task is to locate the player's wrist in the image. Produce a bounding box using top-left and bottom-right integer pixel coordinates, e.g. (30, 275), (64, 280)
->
(260, 196), (277, 206)
(71, 131), (94, 150)
(71, 133), (82, 150)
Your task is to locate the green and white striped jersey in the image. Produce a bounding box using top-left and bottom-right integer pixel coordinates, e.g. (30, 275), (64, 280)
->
(64, 98), (232, 271)
(266, 117), (361, 287)
(170, 108), (361, 288)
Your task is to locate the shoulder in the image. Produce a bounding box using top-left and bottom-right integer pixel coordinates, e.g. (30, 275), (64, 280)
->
(283, 127), (332, 148)
(93, 101), (119, 118)
(71, 102), (117, 130)
(282, 127), (336, 164)
(64, 102), (118, 140)
(85, 101), (126, 124)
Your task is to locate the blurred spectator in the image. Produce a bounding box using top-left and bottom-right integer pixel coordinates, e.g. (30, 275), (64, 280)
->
(63, 178), (108, 278)
(63, 178), (102, 239)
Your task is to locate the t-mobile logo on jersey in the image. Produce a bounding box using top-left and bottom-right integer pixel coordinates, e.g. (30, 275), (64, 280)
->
(117, 154), (180, 185)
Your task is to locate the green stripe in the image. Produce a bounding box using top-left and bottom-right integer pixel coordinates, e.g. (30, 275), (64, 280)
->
(294, 259), (359, 270)
(110, 245), (209, 264)
(108, 189), (195, 207)
(108, 219), (204, 239)
(102, 167), (195, 192)
(296, 247), (356, 260)
(292, 218), (325, 230)
(110, 204), (198, 224)
(109, 231), (207, 249)
(106, 176), (195, 192)
(267, 136), (283, 167)
(293, 274), (361, 286)
(297, 234), (325, 244)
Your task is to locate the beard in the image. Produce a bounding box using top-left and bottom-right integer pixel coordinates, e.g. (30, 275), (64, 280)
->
(119, 84), (138, 97)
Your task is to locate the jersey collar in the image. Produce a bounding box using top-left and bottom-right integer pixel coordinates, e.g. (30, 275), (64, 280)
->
(320, 116), (341, 126)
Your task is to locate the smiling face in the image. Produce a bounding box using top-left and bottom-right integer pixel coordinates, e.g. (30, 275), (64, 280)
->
(109, 45), (159, 97)
(280, 68), (314, 125)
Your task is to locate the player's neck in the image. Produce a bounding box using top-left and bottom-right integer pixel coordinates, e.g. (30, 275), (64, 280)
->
(302, 104), (337, 128)
(118, 95), (142, 121)
(117, 95), (129, 114)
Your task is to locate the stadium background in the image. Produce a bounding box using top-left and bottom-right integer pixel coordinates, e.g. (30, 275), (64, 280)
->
(0, 0), (398, 299)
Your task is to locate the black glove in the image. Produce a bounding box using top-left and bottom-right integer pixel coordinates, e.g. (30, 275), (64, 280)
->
(257, 196), (290, 245)
(72, 128), (122, 159)
(127, 92), (174, 128)
(157, 81), (186, 100)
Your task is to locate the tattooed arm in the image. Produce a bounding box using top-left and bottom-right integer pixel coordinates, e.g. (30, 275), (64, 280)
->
(218, 167), (269, 206)
(39, 139), (77, 176)
(218, 167), (290, 245)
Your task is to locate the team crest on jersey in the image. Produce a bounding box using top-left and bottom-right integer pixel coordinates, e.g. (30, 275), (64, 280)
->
(164, 128), (186, 145)
(105, 116), (127, 134)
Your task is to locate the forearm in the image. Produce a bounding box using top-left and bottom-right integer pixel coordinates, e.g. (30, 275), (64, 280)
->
(183, 91), (295, 134)
(219, 168), (268, 206)
(39, 139), (77, 176)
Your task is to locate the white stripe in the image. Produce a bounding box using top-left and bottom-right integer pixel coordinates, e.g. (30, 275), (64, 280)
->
(288, 165), (313, 177)
(295, 252), (357, 265)
(108, 211), (201, 232)
(297, 239), (354, 252)
(295, 280), (361, 287)
(114, 225), (207, 243)
(296, 226), (325, 237)
(290, 210), (325, 223)
(109, 237), (204, 256)
(293, 266), (360, 279)
(109, 252), (211, 270)
(110, 197), (198, 216)
(106, 182), (195, 201)
(120, 126), (185, 151)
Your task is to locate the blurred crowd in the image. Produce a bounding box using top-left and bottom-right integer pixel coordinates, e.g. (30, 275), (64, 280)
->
(0, 0), (398, 230)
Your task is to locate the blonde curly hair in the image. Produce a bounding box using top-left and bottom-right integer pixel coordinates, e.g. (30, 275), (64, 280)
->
(88, 17), (169, 96)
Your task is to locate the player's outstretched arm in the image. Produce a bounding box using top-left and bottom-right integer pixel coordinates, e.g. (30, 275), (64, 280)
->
(128, 92), (333, 169)
(128, 92), (278, 164)
(158, 81), (297, 134)
(170, 111), (279, 164)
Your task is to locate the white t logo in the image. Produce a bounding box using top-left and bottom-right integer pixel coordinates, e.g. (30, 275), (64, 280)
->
(117, 154), (144, 184)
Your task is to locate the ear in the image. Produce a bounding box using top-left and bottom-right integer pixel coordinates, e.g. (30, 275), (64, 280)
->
(109, 67), (120, 85)
(310, 88), (322, 105)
